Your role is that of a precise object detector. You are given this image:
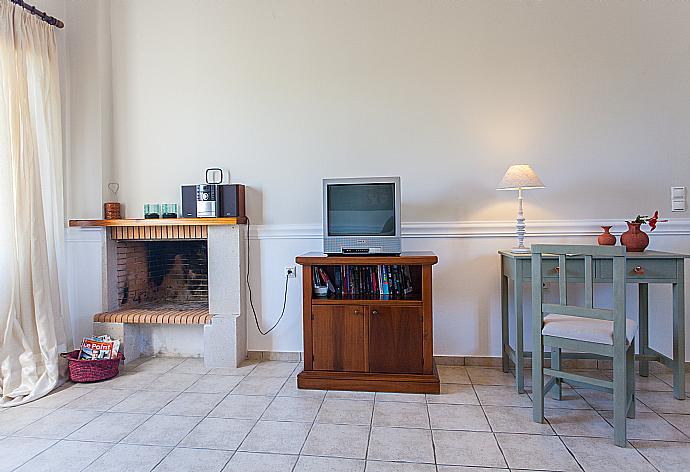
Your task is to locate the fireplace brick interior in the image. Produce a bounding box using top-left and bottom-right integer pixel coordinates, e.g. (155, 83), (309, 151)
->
(116, 240), (209, 308)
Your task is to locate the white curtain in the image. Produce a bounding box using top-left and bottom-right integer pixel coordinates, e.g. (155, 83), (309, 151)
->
(0, 0), (70, 406)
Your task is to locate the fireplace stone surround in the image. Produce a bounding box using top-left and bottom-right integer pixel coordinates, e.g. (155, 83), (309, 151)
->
(78, 221), (247, 368)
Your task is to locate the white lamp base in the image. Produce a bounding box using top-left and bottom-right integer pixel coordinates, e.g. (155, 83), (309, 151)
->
(511, 246), (531, 254)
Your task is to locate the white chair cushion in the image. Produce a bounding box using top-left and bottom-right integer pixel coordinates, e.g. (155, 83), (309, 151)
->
(542, 314), (637, 345)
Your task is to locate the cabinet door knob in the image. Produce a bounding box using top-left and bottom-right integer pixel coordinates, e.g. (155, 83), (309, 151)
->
(633, 266), (645, 275)
(354, 310), (361, 315)
(554, 266), (560, 273)
(371, 310), (379, 315)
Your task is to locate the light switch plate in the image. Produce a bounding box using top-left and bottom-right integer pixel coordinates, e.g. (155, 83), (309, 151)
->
(671, 186), (686, 212)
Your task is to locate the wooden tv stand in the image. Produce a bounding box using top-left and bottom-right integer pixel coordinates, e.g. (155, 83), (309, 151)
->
(295, 252), (440, 394)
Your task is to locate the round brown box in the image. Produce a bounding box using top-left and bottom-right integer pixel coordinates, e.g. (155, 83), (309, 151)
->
(104, 202), (121, 219)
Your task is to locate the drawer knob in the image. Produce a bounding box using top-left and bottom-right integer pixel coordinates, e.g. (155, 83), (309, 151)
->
(354, 310), (361, 315)
(554, 266), (560, 273)
(633, 266), (645, 275)
(371, 310), (379, 316)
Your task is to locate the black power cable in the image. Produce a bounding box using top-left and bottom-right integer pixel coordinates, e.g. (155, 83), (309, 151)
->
(245, 216), (290, 335)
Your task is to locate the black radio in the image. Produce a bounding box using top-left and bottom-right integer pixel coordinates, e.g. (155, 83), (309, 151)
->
(181, 184), (245, 218)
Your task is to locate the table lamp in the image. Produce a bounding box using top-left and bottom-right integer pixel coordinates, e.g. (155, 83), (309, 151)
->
(497, 164), (545, 253)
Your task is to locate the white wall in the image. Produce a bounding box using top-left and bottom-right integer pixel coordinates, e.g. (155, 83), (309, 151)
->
(59, 1), (690, 357)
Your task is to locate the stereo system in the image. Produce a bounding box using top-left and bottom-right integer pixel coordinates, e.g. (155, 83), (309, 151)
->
(181, 184), (245, 218)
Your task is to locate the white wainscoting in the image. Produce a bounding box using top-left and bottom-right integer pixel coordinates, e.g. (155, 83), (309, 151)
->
(65, 219), (690, 358)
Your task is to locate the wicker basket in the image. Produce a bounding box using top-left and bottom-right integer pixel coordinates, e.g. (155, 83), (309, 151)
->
(61, 350), (125, 383)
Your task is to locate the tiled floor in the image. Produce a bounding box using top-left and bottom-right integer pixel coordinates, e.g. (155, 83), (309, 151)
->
(1, 357), (689, 471)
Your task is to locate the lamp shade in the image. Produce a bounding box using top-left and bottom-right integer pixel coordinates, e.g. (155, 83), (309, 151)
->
(496, 164), (545, 190)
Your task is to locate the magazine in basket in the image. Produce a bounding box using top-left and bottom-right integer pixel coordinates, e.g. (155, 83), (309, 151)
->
(79, 335), (121, 360)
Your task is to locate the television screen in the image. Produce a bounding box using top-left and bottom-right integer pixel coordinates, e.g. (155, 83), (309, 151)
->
(327, 183), (396, 236)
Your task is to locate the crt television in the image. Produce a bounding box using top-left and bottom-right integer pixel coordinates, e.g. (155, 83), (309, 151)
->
(322, 177), (402, 255)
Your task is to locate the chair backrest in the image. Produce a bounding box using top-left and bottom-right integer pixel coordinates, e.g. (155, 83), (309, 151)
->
(531, 244), (627, 344)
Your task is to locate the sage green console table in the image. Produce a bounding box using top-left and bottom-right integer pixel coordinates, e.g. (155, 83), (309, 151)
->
(500, 250), (687, 400)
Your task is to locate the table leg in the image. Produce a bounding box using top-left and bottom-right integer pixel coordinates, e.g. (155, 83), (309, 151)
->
(514, 263), (525, 393)
(501, 273), (510, 373)
(638, 283), (649, 377)
(673, 260), (685, 400)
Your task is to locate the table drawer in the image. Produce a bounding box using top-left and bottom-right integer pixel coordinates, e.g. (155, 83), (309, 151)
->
(519, 258), (585, 280)
(596, 259), (678, 281)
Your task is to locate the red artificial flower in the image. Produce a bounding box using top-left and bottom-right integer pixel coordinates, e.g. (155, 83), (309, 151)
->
(648, 210), (659, 231)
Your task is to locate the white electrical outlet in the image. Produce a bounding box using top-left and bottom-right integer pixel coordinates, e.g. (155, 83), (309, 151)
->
(284, 266), (297, 278)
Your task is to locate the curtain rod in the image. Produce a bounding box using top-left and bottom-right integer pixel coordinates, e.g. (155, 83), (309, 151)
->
(9, 0), (64, 28)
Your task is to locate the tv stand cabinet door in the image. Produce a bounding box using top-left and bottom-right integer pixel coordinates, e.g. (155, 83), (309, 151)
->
(311, 305), (367, 372)
(368, 305), (424, 374)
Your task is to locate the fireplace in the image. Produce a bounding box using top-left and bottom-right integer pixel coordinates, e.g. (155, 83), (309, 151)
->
(83, 221), (247, 368)
(115, 240), (209, 308)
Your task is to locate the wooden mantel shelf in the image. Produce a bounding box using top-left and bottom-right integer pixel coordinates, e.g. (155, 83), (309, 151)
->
(69, 217), (247, 227)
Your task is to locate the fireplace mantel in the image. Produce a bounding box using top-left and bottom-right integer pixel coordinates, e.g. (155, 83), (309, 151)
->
(69, 217), (247, 227)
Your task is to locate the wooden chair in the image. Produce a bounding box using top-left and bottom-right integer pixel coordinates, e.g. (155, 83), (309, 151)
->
(531, 244), (636, 447)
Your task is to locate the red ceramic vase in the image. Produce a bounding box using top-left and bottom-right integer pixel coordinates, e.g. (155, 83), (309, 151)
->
(597, 226), (616, 246)
(620, 222), (649, 252)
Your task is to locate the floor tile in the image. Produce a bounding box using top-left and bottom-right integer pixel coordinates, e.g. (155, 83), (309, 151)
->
(546, 408), (613, 438)
(122, 414), (200, 446)
(0, 437), (57, 472)
(152, 447), (233, 472)
(437, 366), (471, 384)
(428, 404), (490, 431)
(293, 455), (364, 472)
(91, 370), (161, 390)
(533, 388), (593, 410)
(426, 384), (479, 405)
(248, 361), (298, 378)
(373, 401), (430, 429)
(82, 443), (171, 472)
(231, 376), (285, 396)
(326, 390), (375, 401)
(466, 367), (515, 386)
(562, 436), (655, 472)
(261, 396), (322, 422)
(133, 357), (185, 373)
(277, 379), (326, 399)
(179, 417), (254, 450)
(600, 411), (689, 442)
(637, 391), (690, 414)
(436, 467), (506, 472)
(209, 394), (273, 420)
(23, 385), (92, 409)
(221, 451), (297, 472)
(209, 360), (259, 377)
(368, 427), (435, 463)
(63, 388), (136, 411)
(632, 440), (690, 472)
(238, 420), (311, 454)
(365, 462), (436, 472)
(301, 423), (369, 459)
(14, 439), (111, 472)
(67, 412), (151, 443)
(661, 413), (690, 438)
(169, 357), (211, 375)
(0, 406), (53, 435)
(577, 389), (651, 412)
(495, 433), (580, 471)
(109, 390), (178, 414)
(473, 385), (531, 407)
(157, 392), (224, 416)
(433, 430), (506, 468)
(185, 375), (244, 394)
(14, 409), (101, 439)
(483, 405), (555, 434)
(317, 399), (374, 426)
(375, 392), (426, 403)
(145, 373), (203, 392)
(631, 374), (674, 392)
